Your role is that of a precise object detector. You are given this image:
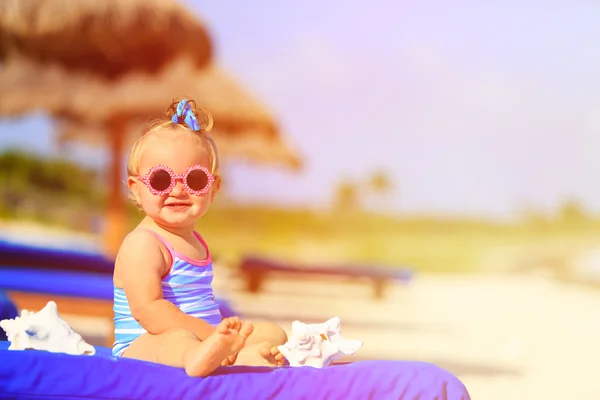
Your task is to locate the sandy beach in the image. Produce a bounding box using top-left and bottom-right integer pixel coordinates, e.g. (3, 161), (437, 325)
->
(212, 271), (600, 400)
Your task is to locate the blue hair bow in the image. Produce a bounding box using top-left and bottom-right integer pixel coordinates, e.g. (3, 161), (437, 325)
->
(171, 99), (201, 131)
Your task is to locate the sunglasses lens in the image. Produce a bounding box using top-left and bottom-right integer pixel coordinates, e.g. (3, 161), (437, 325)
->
(149, 169), (171, 191)
(186, 169), (209, 191)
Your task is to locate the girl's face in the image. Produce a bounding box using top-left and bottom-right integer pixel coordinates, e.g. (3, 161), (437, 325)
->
(128, 132), (220, 230)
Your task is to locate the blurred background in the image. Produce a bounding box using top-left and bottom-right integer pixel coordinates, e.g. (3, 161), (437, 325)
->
(1, 1), (600, 399)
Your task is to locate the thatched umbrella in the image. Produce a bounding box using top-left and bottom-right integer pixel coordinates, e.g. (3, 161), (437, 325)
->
(0, 0), (301, 256)
(0, 56), (300, 167)
(0, 0), (212, 77)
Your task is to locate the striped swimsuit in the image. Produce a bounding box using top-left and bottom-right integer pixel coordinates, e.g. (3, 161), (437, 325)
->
(112, 230), (223, 356)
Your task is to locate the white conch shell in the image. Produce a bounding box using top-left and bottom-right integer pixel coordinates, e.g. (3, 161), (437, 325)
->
(278, 317), (362, 368)
(0, 301), (95, 355)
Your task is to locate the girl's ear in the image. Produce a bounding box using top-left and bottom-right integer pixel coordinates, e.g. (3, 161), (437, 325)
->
(127, 176), (142, 206)
(210, 176), (222, 201)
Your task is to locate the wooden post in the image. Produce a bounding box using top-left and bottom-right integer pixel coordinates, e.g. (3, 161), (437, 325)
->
(103, 117), (127, 259)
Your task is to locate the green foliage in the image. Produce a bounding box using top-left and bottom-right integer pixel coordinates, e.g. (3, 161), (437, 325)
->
(0, 150), (101, 200)
(0, 149), (104, 229)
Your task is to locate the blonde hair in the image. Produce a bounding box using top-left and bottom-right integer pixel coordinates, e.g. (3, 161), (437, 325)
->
(126, 98), (220, 206)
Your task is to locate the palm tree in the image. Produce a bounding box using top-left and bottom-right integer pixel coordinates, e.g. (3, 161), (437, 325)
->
(369, 170), (392, 194)
(366, 169), (396, 214)
(557, 199), (589, 227)
(334, 179), (359, 211)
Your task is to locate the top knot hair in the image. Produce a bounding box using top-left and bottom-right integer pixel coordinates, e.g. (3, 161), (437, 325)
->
(166, 98), (214, 133)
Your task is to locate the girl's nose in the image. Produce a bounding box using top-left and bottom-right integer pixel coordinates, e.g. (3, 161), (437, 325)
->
(170, 179), (185, 195)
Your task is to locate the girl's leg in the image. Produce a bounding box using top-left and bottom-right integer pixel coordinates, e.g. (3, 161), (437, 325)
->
(122, 317), (253, 377)
(245, 321), (288, 346)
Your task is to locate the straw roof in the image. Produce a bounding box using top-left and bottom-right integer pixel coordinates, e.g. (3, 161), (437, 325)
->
(0, 0), (211, 78)
(0, 0), (301, 168)
(57, 122), (301, 169)
(0, 56), (301, 168)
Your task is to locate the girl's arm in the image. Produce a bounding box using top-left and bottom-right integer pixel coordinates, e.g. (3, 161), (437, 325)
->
(118, 230), (216, 340)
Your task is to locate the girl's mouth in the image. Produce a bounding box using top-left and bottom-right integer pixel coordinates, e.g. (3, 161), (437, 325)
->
(165, 202), (191, 211)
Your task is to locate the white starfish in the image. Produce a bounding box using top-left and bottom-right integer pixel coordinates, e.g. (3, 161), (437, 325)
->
(0, 301), (95, 355)
(277, 317), (362, 368)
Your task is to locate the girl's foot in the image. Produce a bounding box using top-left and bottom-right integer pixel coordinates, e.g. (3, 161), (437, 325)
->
(184, 317), (254, 377)
(234, 340), (287, 367)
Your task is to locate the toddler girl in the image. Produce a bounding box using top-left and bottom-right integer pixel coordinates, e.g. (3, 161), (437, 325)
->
(112, 99), (287, 377)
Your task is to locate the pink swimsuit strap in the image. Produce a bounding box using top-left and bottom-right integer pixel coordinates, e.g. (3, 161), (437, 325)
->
(135, 228), (211, 266)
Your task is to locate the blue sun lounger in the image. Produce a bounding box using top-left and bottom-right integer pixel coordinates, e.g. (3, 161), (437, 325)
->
(0, 242), (470, 399)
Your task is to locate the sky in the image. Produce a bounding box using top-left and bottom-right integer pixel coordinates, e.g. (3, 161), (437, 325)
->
(2, 1), (600, 219)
